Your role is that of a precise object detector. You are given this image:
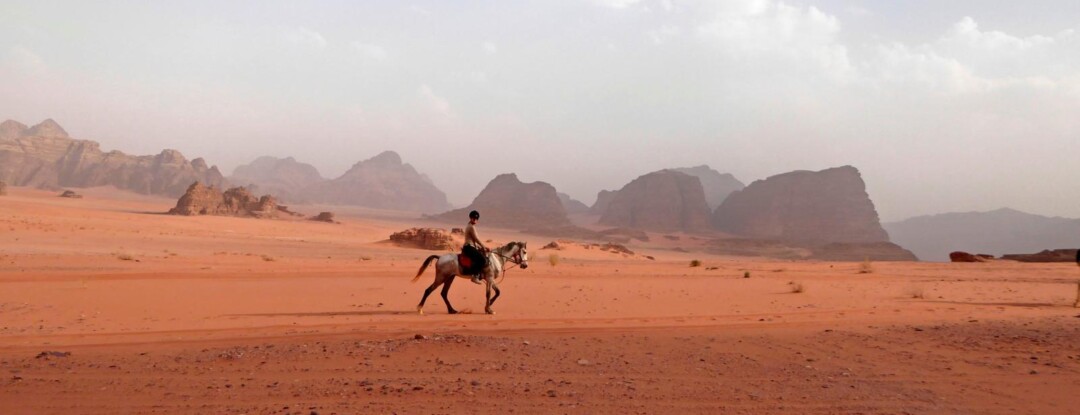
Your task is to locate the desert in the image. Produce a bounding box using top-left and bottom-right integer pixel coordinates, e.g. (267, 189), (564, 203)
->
(2, 186), (1079, 414)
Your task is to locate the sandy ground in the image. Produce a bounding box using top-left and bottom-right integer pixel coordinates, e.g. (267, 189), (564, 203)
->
(1, 187), (1079, 414)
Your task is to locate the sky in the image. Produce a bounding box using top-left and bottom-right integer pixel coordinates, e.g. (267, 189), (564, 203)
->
(1, 0), (1079, 221)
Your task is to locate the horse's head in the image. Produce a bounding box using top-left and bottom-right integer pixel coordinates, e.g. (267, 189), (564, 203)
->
(518, 241), (529, 269)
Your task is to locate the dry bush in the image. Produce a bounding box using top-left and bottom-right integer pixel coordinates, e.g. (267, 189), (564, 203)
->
(116, 253), (134, 261)
(905, 285), (925, 299)
(743, 271), (751, 278)
(690, 259), (702, 267)
(261, 255), (275, 262)
(788, 281), (804, 293)
(858, 257), (873, 274)
(548, 254), (559, 267)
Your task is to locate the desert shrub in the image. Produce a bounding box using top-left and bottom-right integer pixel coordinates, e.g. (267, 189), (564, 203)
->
(789, 281), (804, 293)
(690, 259), (702, 267)
(261, 255), (275, 262)
(905, 285), (925, 299)
(744, 271), (751, 278)
(858, 257), (873, 274)
(116, 253), (134, 261)
(548, 254), (560, 267)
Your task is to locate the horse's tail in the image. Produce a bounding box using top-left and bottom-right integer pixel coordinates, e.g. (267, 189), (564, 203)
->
(412, 255), (441, 283)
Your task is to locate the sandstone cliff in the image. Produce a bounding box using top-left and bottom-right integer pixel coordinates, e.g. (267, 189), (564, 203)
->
(432, 173), (571, 229)
(558, 192), (590, 214)
(0, 119), (226, 196)
(671, 165), (745, 210)
(713, 166), (889, 244)
(229, 156), (324, 203)
(304, 151), (450, 213)
(168, 182), (279, 217)
(598, 170), (711, 233)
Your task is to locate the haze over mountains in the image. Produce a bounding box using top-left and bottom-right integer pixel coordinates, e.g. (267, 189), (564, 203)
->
(885, 208), (1080, 261)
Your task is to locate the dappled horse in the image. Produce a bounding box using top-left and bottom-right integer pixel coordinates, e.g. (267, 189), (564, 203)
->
(412, 241), (529, 315)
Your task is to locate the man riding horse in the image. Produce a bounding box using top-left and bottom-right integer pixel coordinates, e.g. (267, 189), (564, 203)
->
(462, 210), (488, 285)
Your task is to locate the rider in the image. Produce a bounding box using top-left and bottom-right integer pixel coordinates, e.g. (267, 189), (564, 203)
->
(463, 210), (489, 284)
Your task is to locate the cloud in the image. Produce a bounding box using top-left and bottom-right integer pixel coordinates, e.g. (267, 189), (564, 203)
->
(482, 41), (498, 54)
(591, 0), (643, 9)
(352, 42), (388, 61)
(418, 84), (451, 115)
(283, 27), (327, 49)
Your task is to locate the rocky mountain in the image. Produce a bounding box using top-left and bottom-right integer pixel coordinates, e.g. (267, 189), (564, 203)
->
(558, 192), (590, 214)
(303, 151), (451, 213)
(713, 166), (889, 244)
(229, 156), (324, 203)
(671, 165), (745, 210)
(598, 170), (711, 233)
(884, 208), (1080, 261)
(0, 119), (226, 196)
(431, 173), (571, 229)
(590, 190), (616, 214)
(168, 182), (280, 218)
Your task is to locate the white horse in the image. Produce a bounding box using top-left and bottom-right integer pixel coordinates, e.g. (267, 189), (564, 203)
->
(411, 241), (529, 315)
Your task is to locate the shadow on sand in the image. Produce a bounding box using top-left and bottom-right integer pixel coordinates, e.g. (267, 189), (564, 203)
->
(222, 310), (413, 318)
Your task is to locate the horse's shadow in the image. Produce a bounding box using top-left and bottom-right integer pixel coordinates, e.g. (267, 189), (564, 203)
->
(222, 310), (413, 318)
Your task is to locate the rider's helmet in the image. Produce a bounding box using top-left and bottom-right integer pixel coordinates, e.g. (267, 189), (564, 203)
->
(469, 210), (480, 220)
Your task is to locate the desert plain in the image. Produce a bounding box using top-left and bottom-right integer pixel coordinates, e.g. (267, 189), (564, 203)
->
(1, 186), (1078, 414)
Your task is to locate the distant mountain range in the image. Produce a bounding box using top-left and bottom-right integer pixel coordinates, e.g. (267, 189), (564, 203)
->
(884, 208), (1080, 261)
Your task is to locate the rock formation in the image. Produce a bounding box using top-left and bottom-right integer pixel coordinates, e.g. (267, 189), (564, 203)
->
(590, 190), (616, 214)
(885, 208), (1080, 262)
(230, 156), (324, 203)
(59, 190), (82, 199)
(168, 182), (279, 218)
(389, 228), (457, 251)
(713, 166), (889, 244)
(809, 242), (917, 261)
(949, 251), (981, 262)
(303, 151), (450, 213)
(1001, 249), (1079, 263)
(558, 192), (590, 214)
(310, 212), (337, 223)
(598, 170), (711, 233)
(671, 165), (745, 210)
(0, 119), (226, 197)
(432, 173), (571, 229)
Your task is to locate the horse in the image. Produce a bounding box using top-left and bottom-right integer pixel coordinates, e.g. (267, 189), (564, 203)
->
(411, 241), (529, 315)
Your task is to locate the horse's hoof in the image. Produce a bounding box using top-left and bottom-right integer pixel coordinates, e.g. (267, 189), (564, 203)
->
(485, 310), (495, 315)
(417, 306), (424, 315)
(448, 310), (458, 315)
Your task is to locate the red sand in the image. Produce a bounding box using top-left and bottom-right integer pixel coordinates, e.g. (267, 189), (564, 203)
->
(2, 187), (1078, 414)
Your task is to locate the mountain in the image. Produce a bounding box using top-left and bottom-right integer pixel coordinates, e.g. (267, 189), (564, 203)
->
(0, 119), (226, 196)
(671, 165), (745, 210)
(229, 156), (324, 203)
(431, 173), (571, 229)
(713, 166), (889, 244)
(884, 208), (1080, 261)
(303, 151), (451, 213)
(598, 170), (712, 233)
(558, 192), (590, 214)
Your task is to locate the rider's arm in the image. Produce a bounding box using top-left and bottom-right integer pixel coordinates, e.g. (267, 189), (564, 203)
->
(467, 225), (487, 251)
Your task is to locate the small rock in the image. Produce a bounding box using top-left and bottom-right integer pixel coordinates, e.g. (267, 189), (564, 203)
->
(576, 359), (591, 366)
(414, 334), (428, 340)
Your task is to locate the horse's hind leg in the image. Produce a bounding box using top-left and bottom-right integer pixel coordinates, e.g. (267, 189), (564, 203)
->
(440, 274), (458, 314)
(417, 276), (443, 315)
(484, 278), (495, 314)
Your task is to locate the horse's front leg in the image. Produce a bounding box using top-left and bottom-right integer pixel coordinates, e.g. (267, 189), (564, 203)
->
(484, 274), (495, 314)
(489, 281), (501, 306)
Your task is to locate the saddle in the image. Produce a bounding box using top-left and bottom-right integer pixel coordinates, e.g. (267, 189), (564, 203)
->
(458, 254), (481, 275)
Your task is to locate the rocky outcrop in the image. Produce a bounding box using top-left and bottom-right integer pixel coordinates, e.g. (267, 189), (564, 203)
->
(59, 190), (82, 199)
(230, 156), (324, 203)
(389, 228), (457, 251)
(671, 165), (745, 210)
(885, 208), (1080, 262)
(713, 166), (889, 244)
(590, 190), (616, 214)
(809, 242), (917, 261)
(310, 212), (337, 223)
(1001, 249), (1079, 263)
(303, 151), (450, 213)
(598, 170), (711, 233)
(0, 119), (227, 197)
(949, 251), (981, 262)
(558, 192), (590, 214)
(432, 173), (571, 229)
(167, 182), (278, 218)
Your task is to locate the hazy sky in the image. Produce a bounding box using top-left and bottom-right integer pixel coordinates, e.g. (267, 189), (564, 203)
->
(2, 0), (1079, 221)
